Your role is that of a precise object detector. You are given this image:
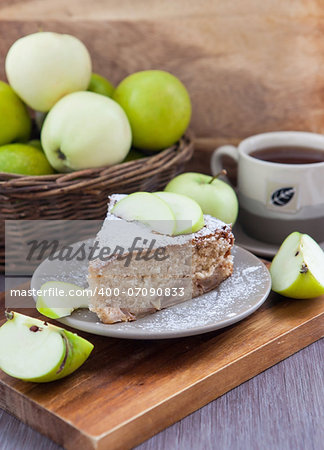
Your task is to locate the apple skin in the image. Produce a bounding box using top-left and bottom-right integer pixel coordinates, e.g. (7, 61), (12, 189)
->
(88, 73), (114, 97)
(5, 32), (92, 112)
(0, 144), (54, 175)
(154, 191), (204, 235)
(36, 281), (90, 319)
(41, 91), (132, 172)
(28, 139), (43, 151)
(0, 81), (31, 145)
(270, 232), (324, 299)
(34, 111), (47, 132)
(113, 70), (191, 151)
(123, 148), (145, 162)
(0, 312), (93, 383)
(165, 172), (239, 225)
(111, 192), (176, 235)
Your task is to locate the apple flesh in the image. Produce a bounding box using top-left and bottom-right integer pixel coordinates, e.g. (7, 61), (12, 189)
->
(41, 91), (132, 172)
(0, 144), (54, 175)
(0, 81), (31, 146)
(36, 281), (90, 319)
(113, 70), (191, 151)
(270, 232), (324, 299)
(5, 32), (92, 112)
(165, 172), (238, 225)
(111, 192), (176, 235)
(0, 312), (93, 382)
(154, 191), (204, 234)
(88, 73), (114, 97)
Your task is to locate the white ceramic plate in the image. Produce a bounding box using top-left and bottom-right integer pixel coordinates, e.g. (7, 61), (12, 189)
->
(233, 222), (324, 259)
(31, 244), (271, 340)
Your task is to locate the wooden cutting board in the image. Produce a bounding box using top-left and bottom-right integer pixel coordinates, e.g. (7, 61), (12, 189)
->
(0, 270), (323, 450)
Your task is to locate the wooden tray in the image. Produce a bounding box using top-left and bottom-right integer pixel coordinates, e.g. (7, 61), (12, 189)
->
(0, 271), (323, 450)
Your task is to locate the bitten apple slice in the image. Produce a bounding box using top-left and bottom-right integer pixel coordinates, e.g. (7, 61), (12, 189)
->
(154, 191), (204, 235)
(111, 192), (176, 235)
(0, 312), (93, 382)
(270, 232), (324, 299)
(36, 281), (90, 319)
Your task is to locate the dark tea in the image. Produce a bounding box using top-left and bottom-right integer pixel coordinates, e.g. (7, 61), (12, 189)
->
(250, 146), (324, 164)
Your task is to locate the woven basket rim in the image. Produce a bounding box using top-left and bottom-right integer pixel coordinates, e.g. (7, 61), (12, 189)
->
(0, 132), (194, 198)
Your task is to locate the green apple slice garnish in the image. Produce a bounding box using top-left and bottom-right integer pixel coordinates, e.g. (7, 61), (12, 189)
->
(36, 281), (90, 319)
(0, 312), (93, 382)
(154, 191), (204, 234)
(270, 232), (324, 299)
(111, 192), (176, 235)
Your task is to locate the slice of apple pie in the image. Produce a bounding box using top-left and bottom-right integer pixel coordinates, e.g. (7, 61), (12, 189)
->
(88, 193), (234, 323)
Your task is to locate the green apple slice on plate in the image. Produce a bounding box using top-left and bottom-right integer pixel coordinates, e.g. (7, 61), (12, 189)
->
(111, 192), (176, 235)
(0, 312), (93, 382)
(270, 232), (324, 298)
(154, 191), (204, 234)
(36, 281), (90, 319)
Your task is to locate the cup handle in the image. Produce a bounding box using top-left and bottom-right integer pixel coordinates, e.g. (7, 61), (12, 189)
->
(211, 145), (239, 188)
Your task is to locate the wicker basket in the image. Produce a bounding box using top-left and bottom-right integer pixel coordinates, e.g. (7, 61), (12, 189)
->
(0, 133), (194, 270)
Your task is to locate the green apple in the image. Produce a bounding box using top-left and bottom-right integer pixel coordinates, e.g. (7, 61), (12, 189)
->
(41, 91), (132, 172)
(6, 32), (92, 112)
(35, 111), (47, 132)
(165, 172), (239, 225)
(113, 70), (191, 151)
(88, 73), (114, 97)
(36, 281), (90, 319)
(154, 191), (204, 234)
(0, 81), (31, 145)
(28, 139), (43, 151)
(0, 144), (54, 175)
(0, 312), (93, 382)
(123, 148), (145, 162)
(270, 232), (324, 299)
(111, 192), (176, 235)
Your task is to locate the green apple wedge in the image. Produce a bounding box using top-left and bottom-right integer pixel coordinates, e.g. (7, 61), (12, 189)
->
(270, 232), (324, 299)
(154, 191), (204, 235)
(36, 281), (90, 319)
(0, 312), (93, 382)
(165, 172), (238, 225)
(111, 192), (176, 235)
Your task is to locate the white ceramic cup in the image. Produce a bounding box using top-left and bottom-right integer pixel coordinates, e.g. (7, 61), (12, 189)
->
(211, 131), (324, 244)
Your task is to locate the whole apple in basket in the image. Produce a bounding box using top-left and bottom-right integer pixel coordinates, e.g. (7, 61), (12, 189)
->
(113, 70), (191, 151)
(41, 91), (132, 172)
(6, 32), (92, 112)
(0, 81), (31, 146)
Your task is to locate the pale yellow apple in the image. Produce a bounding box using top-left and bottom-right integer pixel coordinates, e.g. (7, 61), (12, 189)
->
(41, 91), (132, 172)
(6, 32), (92, 112)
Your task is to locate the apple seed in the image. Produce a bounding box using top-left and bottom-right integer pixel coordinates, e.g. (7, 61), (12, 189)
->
(300, 263), (308, 274)
(5, 311), (14, 320)
(29, 325), (40, 332)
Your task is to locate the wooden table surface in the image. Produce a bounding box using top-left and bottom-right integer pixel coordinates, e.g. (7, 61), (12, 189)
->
(0, 278), (323, 450)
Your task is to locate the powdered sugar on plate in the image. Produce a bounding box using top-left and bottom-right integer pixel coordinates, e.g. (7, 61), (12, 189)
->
(31, 244), (271, 339)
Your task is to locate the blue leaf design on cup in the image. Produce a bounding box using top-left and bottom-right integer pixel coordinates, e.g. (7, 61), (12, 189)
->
(271, 187), (295, 206)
